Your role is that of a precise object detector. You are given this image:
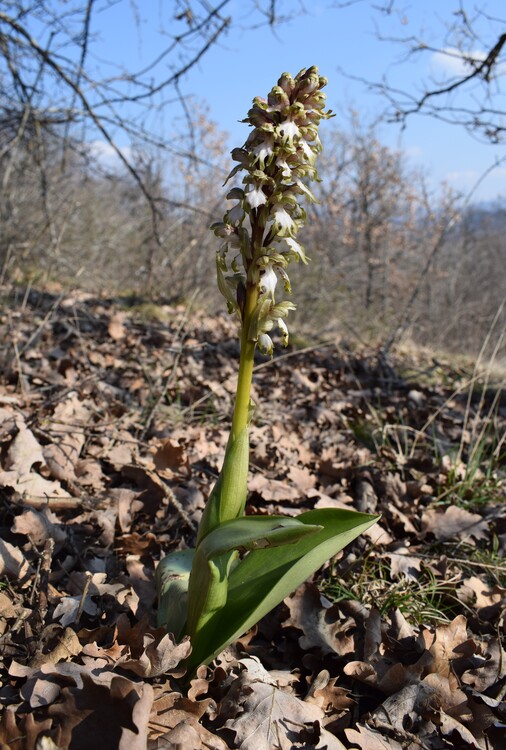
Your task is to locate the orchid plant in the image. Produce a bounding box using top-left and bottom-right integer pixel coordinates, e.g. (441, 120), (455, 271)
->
(156, 66), (379, 675)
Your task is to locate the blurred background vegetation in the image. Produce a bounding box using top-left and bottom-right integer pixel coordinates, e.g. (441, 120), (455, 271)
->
(1, 1), (505, 359)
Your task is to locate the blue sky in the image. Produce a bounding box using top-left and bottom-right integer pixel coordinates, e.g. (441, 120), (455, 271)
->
(90, 0), (506, 203)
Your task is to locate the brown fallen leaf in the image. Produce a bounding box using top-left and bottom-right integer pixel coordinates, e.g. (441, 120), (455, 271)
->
(153, 438), (191, 475)
(0, 538), (33, 581)
(30, 627), (82, 669)
(108, 311), (126, 340)
(223, 659), (347, 750)
(0, 708), (54, 750)
(148, 719), (228, 750)
(42, 394), (91, 482)
(12, 507), (66, 547)
(48, 671), (153, 750)
(425, 614), (469, 678)
(369, 681), (436, 732)
(305, 669), (354, 714)
(421, 505), (489, 543)
(4, 421), (45, 473)
(461, 637), (506, 692)
(345, 724), (405, 749)
(284, 584), (356, 657)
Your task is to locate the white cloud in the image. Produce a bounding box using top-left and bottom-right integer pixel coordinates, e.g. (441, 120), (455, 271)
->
(430, 46), (506, 78)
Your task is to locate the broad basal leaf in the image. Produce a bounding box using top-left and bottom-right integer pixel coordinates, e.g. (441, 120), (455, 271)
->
(185, 508), (379, 672)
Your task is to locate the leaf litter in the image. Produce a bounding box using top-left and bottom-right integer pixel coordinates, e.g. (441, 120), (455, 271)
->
(0, 287), (505, 749)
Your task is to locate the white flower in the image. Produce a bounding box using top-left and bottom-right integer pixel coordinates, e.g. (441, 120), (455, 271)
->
(260, 265), (277, 298)
(283, 237), (306, 261)
(278, 119), (300, 144)
(258, 333), (274, 356)
(276, 317), (289, 346)
(246, 185), (267, 209)
(253, 136), (274, 168)
(274, 155), (292, 178)
(272, 206), (295, 236)
(299, 139), (314, 162)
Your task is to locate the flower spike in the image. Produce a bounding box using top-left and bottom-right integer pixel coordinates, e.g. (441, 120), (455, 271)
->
(212, 66), (333, 353)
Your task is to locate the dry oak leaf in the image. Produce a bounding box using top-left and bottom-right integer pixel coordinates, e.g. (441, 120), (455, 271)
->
(344, 658), (429, 697)
(438, 710), (485, 749)
(458, 575), (506, 617)
(109, 614), (192, 678)
(42, 394), (91, 482)
(304, 669), (354, 714)
(148, 689), (226, 750)
(369, 681), (437, 733)
(461, 637), (506, 692)
(0, 406), (17, 439)
(223, 660), (346, 750)
(421, 505), (489, 543)
(385, 548), (423, 581)
(148, 722), (227, 750)
(0, 708), (54, 750)
(153, 438), (191, 475)
(0, 468), (71, 499)
(117, 631), (191, 678)
(248, 474), (301, 502)
(48, 671), (153, 750)
(29, 626), (82, 669)
(3, 422), (45, 473)
(0, 537), (33, 581)
(0, 421), (71, 499)
(0, 422), (71, 499)
(12, 507), (66, 547)
(345, 724), (405, 750)
(424, 614), (469, 678)
(53, 572), (135, 626)
(10, 659), (153, 749)
(110, 488), (144, 532)
(0, 590), (20, 619)
(283, 583), (355, 657)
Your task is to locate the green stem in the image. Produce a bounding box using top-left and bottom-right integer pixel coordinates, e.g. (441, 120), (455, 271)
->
(231, 282), (258, 439)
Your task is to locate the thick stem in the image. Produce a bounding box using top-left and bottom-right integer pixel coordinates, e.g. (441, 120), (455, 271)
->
(231, 281), (258, 439)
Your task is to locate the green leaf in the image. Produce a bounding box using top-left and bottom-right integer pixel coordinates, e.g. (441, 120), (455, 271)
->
(197, 515), (323, 561)
(196, 426), (250, 543)
(185, 508), (379, 673)
(186, 516), (321, 642)
(155, 548), (194, 639)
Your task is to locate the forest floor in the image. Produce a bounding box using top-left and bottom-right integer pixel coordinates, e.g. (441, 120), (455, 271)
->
(0, 285), (505, 750)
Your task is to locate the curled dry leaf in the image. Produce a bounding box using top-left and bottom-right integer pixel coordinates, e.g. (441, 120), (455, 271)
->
(461, 638), (506, 691)
(284, 583), (355, 657)
(12, 508), (67, 547)
(305, 669), (354, 715)
(0, 537), (33, 581)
